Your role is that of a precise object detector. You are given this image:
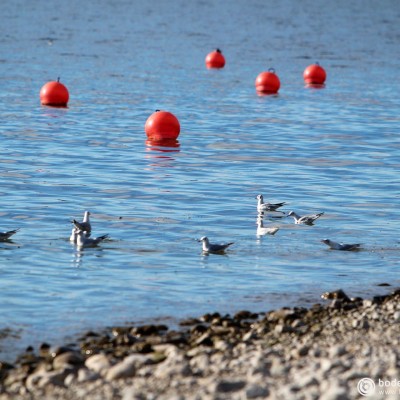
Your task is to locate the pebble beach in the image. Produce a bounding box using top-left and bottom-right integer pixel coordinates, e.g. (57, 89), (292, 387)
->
(1, 1), (400, 399)
(1, 287), (400, 399)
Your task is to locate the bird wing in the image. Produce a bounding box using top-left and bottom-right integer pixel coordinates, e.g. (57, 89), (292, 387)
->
(73, 220), (91, 235)
(208, 242), (234, 253)
(0, 229), (19, 240)
(340, 243), (361, 251)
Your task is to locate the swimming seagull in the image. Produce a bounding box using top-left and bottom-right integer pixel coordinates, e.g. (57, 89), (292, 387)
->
(0, 229), (19, 241)
(70, 228), (78, 244)
(256, 218), (279, 236)
(198, 236), (234, 254)
(287, 211), (324, 225)
(321, 239), (361, 251)
(72, 211), (91, 236)
(69, 228), (90, 244)
(256, 194), (286, 213)
(76, 230), (109, 248)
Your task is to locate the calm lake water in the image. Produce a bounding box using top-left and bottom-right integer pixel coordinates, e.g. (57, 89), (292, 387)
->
(1, 0), (399, 360)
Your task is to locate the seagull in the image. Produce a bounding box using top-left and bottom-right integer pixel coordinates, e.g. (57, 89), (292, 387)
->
(72, 211), (91, 236)
(198, 236), (234, 254)
(69, 228), (90, 244)
(76, 230), (108, 248)
(256, 194), (286, 213)
(70, 228), (78, 244)
(256, 218), (279, 236)
(321, 239), (361, 251)
(0, 229), (19, 241)
(287, 211), (324, 225)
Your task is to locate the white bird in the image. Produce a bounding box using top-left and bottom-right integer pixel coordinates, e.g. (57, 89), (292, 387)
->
(256, 194), (286, 213)
(70, 228), (78, 244)
(69, 228), (90, 244)
(72, 211), (91, 236)
(198, 236), (234, 254)
(76, 230), (108, 248)
(0, 229), (19, 241)
(256, 218), (279, 236)
(321, 239), (361, 251)
(287, 211), (324, 225)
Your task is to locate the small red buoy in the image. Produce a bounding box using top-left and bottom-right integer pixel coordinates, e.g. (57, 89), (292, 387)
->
(145, 110), (180, 141)
(205, 49), (225, 69)
(255, 68), (280, 94)
(40, 78), (69, 107)
(303, 63), (327, 85)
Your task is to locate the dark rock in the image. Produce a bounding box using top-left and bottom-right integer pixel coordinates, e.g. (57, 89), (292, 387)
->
(350, 297), (363, 304)
(234, 310), (259, 320)
(246, 383), (270, 398)
(97, 335), (112, 346)
(133, 324), (168, 336)
(82, 331), (100, 339)
(201, 312), (221, 323)
(53, 352), (84, 370)
(0, 361), (14, 381)
(215, 379), (246, 393)
(190, 324), (208, 335)
(179, 318), (202, 326)
(50, 346), (75, 358)
(39, 343), (51, 352)
(131, 342), (153, 354)
(372, 295), (387, 305)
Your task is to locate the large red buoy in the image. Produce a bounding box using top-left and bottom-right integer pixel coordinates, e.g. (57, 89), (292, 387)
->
(145, 110), (180, 141)
(40, 77), (69, 107)
(205, 49), (225, 69)
(255, 68), (280, 94)
(303, 63), (326, 85)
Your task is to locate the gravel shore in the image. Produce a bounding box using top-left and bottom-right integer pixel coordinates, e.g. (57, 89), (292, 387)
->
(1, 288), (400, 399)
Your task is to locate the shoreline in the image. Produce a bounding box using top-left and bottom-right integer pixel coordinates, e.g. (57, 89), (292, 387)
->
(2, 287), (400, 399)
(0, 282), (390, 365)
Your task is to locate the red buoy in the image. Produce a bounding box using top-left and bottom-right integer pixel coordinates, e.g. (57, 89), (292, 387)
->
(205, 49), (225, 69)
(40, 78), (69, 107)
(255, 68), (280, 94)
(303, 63), (326, 85)
(145, 110), (180, 141)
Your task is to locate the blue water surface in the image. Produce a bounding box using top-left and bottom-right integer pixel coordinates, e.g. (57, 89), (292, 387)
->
(0, 0), (399, 360)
